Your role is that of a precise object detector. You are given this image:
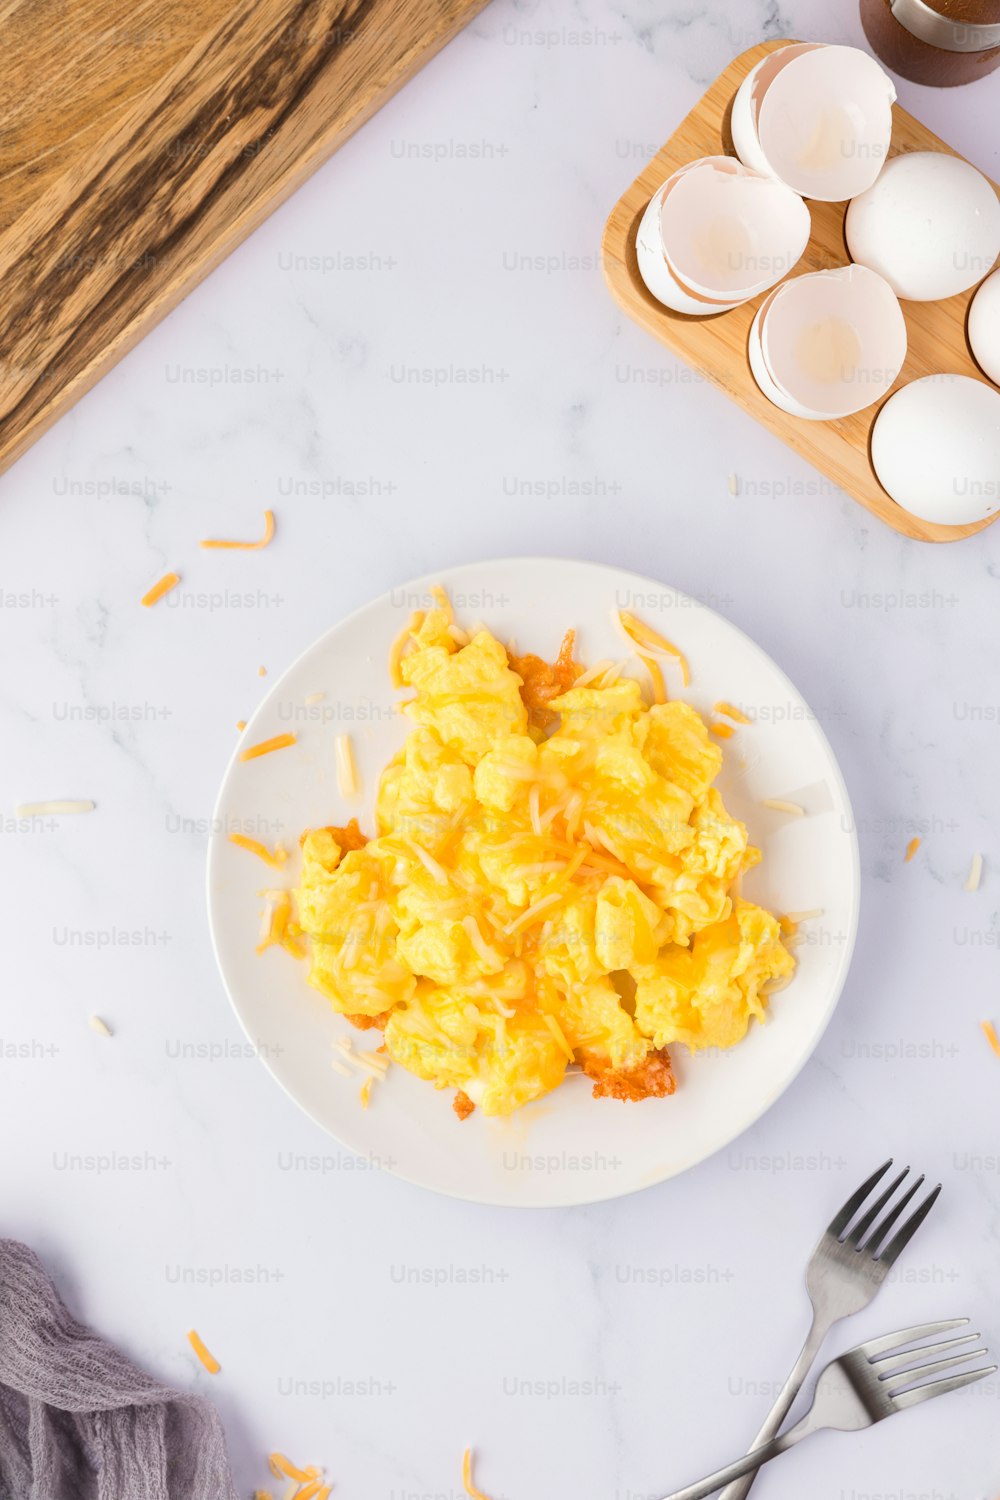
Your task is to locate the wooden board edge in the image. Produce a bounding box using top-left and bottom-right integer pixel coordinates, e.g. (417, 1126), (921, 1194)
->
(0, 0), (491, 480)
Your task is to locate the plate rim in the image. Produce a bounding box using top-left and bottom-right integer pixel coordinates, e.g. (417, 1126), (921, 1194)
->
(206, 555), (861, 1207)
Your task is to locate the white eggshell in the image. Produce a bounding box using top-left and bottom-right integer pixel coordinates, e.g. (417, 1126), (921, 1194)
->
(968, 269), (1000, 385)
(730, 44), (822, 180)
(755, 45), (896, 201)
(871, 374), (1000, 525)
(756, 265), (906, 419)
(846, 152), (1000, 301)
(748, 294), (841, 419)
(634, 183), (744, 315)
(659, 155), (811, 300)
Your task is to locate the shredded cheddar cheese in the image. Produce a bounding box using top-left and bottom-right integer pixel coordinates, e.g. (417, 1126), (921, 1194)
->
(335, 733), (360, 798)
(89, 1015), (113, 1037)
(462, 1448), (493, 1500)
(141, 572), (180, 608)
(616, 609), (691, 686)
(236, 720), (247, 732)
(714, 700), (752, 724)
(187, 1330), (220, 1374)
(542, 1013), (575, 1063)
(389, 609), (426, 687)
(229, 832), (288, 868)
(904, 837), (921, 863)
(200, 510), (275, 550)
(709, 721), (735, 740)
(359, 1076), (373, 1108)
(783, 907), (823, 923)
(638, 651), (667, 704)
(240, 733), (296, 762)
(982, 1020), (1000, 1059)
(762, 798), (805, 817)
(965, 853), (983, 892)
(268, 1455), (311, 1482)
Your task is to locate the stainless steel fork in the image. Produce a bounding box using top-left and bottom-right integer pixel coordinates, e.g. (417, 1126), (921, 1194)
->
(660, 1318), (995, 1500)
(720, 1158), (940, 1500)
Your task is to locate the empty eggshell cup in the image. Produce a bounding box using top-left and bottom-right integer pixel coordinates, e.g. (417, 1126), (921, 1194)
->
(731, 43), (896, 202)
(635, 155), (811, 316)
(748, 265), (907, 420)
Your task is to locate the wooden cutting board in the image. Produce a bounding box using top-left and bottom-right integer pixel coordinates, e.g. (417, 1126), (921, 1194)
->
(602, 39), (1000, 543)
(0, 0), (489, 476)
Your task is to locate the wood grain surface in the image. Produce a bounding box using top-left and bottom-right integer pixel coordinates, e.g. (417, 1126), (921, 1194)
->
(0, 0), (489, 477)
(601, 38), (1000, 543)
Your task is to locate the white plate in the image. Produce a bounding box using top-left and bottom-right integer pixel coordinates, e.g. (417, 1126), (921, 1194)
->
(207, 558), (859, 1207)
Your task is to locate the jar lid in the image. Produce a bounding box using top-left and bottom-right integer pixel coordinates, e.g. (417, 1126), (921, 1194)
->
(891, 0), (1000, 49)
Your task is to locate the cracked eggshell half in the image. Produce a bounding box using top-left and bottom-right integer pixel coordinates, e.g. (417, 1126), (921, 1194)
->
(635, 178), (744, 315)
(659, 155), (811, 301)
(731, 43), (823, 180)
(734, 44), (895, 202)
(871, 374), (1000, 526)
(749, 265), (907, 420)
(635, 156), (810, 315)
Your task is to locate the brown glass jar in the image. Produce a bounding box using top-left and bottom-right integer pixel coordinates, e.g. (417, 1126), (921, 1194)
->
(861, 0), (1000, 84)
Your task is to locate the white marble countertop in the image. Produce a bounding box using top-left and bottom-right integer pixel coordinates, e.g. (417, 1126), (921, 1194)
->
(2, 0), (999, 1495)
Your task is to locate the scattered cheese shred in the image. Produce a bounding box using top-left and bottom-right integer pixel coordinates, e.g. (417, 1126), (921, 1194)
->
(542, 1013), (575, 1063)
(727, 473), (740, 496)
(229, 832), (288, 868)
(200, 510), (275, 550)
(430, 583), (454, 622)
(269, 1455), (311, 1482)
(783, 908), (824, 925)
(187, 1330), (220, 1374)
(389, 609), (426, 687)
(89, 1015), (113, 1038)
(258, 666), (267, 677)
(359, 1076), (373, 1109)
(304, 692), (325, 706)
(240, 733), (296, 762)
(904, 837), (921, 863)
(335, 733), (360, 799)
(762, 798), (805, 817)
(292, 1480), (325, 1500)
(141, 571), (180, 607)
(965, 853), (983, 892)
(236, 720), (247, 732)
(462, 1448), (493, 1500)
(638, 651), (667, 705)
(714, 700), (752, 725)
(331, 1057), (352, 1078)
(14, 799), (95, 817)
(709, 721), (735, 740)
(616, 610), (691, 686)
(982, 1020), (1000, 1060)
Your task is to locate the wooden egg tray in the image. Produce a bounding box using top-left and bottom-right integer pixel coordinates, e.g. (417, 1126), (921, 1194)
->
(601, 38), (1000, 543)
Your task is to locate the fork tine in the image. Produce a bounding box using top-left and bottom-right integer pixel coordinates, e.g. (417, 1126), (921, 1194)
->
(890, 1363), (997, 1411)
(862, 1317), (969, 1358)
(827, 1159), (893, 1237)
(844, 1167), (910, 1248)
(874, 1332), (980, 1375)
(863, 1173), (922, 1255)
(882, 1347), (988, 1392)
(876, 1181), (942, 1266)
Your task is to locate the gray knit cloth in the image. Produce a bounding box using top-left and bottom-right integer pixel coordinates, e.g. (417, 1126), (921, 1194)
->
(0, 1240), (237, 1500)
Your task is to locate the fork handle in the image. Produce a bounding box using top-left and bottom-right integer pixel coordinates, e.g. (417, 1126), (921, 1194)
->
(717, 1310), (830, 1500)
(657, 1425), (807, 1500)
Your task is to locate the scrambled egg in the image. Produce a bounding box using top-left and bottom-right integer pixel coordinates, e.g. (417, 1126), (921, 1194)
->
(293, 604), (794, 1117)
